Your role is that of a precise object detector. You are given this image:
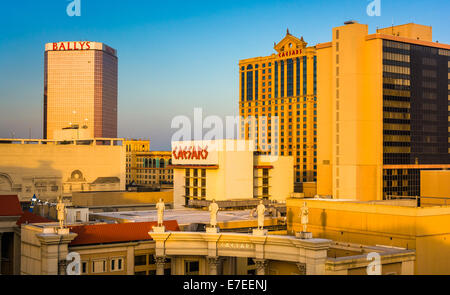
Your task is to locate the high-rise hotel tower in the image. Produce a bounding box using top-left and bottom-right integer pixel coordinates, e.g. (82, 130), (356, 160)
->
(44, 41), (118, 139)
(316, 22), (450, 201)
(239, 30), (318, 189)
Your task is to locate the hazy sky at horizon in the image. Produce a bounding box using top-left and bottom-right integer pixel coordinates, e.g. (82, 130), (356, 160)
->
(0, 0), (449, 150)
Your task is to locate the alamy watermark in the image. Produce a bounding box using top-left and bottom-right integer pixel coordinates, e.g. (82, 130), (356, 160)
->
(67, 0), (81, 17)
(66, 252), (81, 275)
(366, 0), (381, 17)
(170, 108), (279, 158)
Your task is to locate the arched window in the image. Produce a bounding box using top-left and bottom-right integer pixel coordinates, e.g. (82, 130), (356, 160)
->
(159, 158), (165, 168)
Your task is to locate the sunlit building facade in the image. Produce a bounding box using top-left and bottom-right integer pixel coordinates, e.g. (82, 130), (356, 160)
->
(316, 22), (450, 201)
(124, 139), (173, 187)
(239, 30), (318, 190)
(0, 138), (125, 202)
(44, 41), (118, 139)
(170, 140), (293, 208)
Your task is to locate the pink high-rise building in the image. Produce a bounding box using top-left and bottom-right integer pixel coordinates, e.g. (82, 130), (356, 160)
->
(44, 41), (118, 139)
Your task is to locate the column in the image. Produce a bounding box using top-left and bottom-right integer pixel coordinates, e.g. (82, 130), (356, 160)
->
(155, 256), (166, 275)
(126, 245), (134, 275)
(253, 259), (267, 275)
(207, 257), (220, 275)
(36, 232), (77, 275)
(292, 238), (331, 275)
(401, 258), (415, 275)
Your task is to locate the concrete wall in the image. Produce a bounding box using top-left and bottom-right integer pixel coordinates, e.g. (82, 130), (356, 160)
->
(256, 155), (293, 201)
(421, 170), (450, 203)
(0, 142), (125, 202)
(376, 23), (432, 42)
(71, 191), (173, 207)
(317, 22), (384, 201)
(287, 198), (450, 274)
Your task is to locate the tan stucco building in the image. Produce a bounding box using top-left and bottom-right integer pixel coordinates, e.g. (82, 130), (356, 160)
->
(316, 22), (450, 201)
(287, 197), (450, 275)
(0, 138), (125, 202)
(170, 140), (293, 208)
(20, 220), (414, 275)
(239, 30), (318, 189)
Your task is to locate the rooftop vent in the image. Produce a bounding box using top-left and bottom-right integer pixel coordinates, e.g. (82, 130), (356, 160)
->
(344, 20), (358, 25)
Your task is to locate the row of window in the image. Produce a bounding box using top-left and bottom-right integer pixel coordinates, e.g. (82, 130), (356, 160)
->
(80, 257), (124, 274)
(241, 63), (273, 71)
(242, 57), (315, 101)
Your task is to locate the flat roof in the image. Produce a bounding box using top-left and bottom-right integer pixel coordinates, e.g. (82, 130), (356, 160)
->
(91, 208), (258, 225)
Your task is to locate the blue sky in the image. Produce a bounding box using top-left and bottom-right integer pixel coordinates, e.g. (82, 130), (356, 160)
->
(0, 0), (448, 150)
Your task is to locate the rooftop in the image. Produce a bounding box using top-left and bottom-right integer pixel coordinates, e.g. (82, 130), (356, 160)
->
(0, 195), (22, 216)
(69, 220), (180, 246)
(0, 138), (124, 146)
(16, 211), (51, 226)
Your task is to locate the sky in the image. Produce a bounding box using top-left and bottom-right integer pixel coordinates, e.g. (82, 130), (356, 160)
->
(0, 0), (448, 150)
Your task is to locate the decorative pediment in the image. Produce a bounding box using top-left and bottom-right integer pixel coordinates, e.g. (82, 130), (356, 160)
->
(274, 29), (308, 54)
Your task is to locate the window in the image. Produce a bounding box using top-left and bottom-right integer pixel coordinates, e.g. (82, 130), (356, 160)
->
(135, 255), (147, 266)
(287, 58), (293, 96)
(247, 70), (253, 100)
(92, 259), (107, 274)
(111, 257), (124, 272)
(185, 260), (200, 275)
(274, 61), (278, 98)
(81, 261), (88, 274)
(280, 60), (285, 97)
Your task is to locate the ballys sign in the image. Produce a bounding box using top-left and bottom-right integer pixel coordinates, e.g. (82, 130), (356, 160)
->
(172, 145), (209, 160)
(278, 49), (302, 58)
(52, 41), (91, 51)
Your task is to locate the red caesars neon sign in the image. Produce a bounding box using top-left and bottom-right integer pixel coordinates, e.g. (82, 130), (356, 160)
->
(52, 41), (91, 51)
(278, 49), (301, 58)
(172, 146), (209, 160)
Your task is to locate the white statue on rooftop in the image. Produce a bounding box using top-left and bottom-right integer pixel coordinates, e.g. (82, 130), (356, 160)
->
(56, 196), (65, 229)
(300, 201), (309, 232)
(156, 198), (165, 227)
(209, 199), (219, 228)
(256, 200), (266, 230)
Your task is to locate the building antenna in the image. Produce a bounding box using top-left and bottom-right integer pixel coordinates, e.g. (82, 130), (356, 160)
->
(391, 17), (394, 35)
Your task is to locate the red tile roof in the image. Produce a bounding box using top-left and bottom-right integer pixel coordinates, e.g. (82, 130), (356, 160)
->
(16, 211), (52, 226)
(68, 220), (180, 246)
(0, 195), (22, 216)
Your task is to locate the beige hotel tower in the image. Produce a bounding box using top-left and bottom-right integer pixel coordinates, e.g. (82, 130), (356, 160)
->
(44, 41), (118, 139)
(316, 22), (450, 201)
(239, 30), (318, 190)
